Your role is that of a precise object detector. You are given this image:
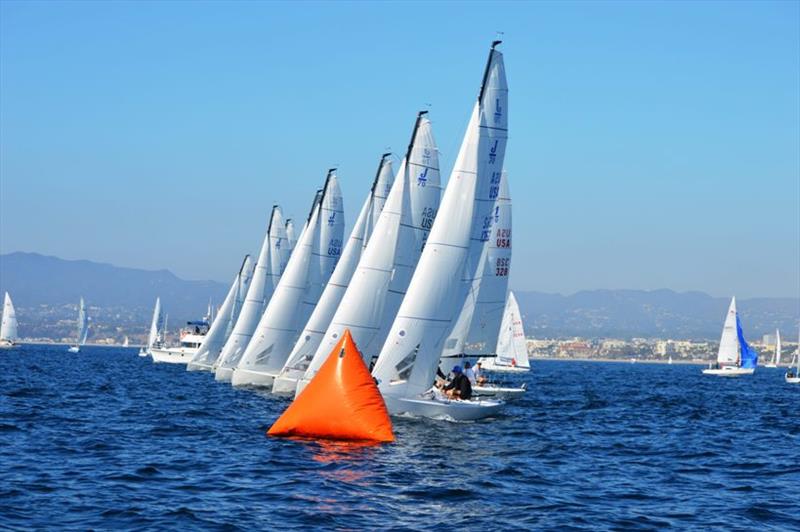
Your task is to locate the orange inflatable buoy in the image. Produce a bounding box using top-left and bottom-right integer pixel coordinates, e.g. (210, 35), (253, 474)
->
(267, 329), (394, 443)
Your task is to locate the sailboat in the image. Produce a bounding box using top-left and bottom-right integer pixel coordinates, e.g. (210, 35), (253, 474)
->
(0, 292), (19, 348)
(668, 355), (673, 365)
(213, 207), (288, 379)
(702, 296), (758, 376)
(231, 170), (344, 388)
(67, 297), (89, 353)
(371, 41), (508, 421)
(273, 154), (394, 394)
(479, 292), (530, 373)
(139, 297), (162, 357)
(123, 336), (129, 348)
(765, 329), (781, 368)
(294, 113), (442, 398)
(785, 325), (800, 384)
(188, 255), (255, 371)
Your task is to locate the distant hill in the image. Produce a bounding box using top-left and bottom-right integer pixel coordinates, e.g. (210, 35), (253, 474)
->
(514, 289), (799, 340)
(0, 252), (228, 339)
(1, 252), (797, 341)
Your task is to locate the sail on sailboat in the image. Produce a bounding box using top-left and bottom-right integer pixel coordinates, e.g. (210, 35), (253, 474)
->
(139, 297), (162, 357)
(294, 112), (442, 398)
(273, 154), (394, 394)
(187, 255), (255, 371)
(371, 41), (508, 421)
(0, 292), (19, 348)
(479, 292), (530, 373)
(68, 297), (89, 353)
(231, 170), (344, 387)
(766, 329), (781, 368)
(212, 207), (288, 379)
(702, 296), (758, 376)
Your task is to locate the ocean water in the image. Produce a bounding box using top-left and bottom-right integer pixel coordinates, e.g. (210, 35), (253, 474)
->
(1, 345), (798, 530)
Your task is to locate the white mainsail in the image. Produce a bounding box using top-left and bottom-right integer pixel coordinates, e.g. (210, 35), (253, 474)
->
(1, 292), (19, 343)
(440, 170), (512, 373)
(147, 297), (163, 349)
(775, 329), (781, 366)
(77, 297), (89, 346)
(717, 297), (739, 366)
(372, 42), (508, 401)
(285, 219), (297, 256)
(188, 255), (254, 370)
(232, 171), (344, 387)
(214, 207), (286, 373)
(274, 155), (394, 392)
(301, 113), (442, 391)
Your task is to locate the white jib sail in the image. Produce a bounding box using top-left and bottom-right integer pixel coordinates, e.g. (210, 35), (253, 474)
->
(775, 329), (781, 366)
(285, 219), (297, 256)
(234, 172), (344, 382)
(189, 254), (254, 367)
(147, 297), (162, 349)
(495, 292), (529, 368)
(302, 113), (442, 385)
(440, 170), (512, 373)
(278, 156), (394, 381)
(717, 297), (739, 366)
(215, 207), (286, 370)
(77, 297), (89, 345)
(1, 292), (18, 342)
(372, 43), (508, 399)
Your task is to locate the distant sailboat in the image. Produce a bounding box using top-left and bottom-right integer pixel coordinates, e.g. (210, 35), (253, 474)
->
(123, 336), (129, 348)
(479, 292), (530, 373)
(68, 297), (88, 353)
(0, 292), (19, 348)
(668, 355), (673, 365)
(139, 297), (162, 357)
(786, 325), (800, 384)
(702, 297), (757, 376)
(765, 329), (781, 368)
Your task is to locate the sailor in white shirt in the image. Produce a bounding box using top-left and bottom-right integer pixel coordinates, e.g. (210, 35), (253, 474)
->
(464, 361), (477, 385)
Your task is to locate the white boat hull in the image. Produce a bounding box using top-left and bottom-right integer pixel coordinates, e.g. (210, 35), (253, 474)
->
(214, 366), (234, 382)
(702, 366), (755, 377)
(295, 377), (311, 398)
(272, 371), (302, 395)
(785, 374), (800, 384)
(186, 361), (214, 372)
(764, 364), (777, 368)
(482, 365), (529, 374)
(472, 384), (526, 400)
(230, 368), (276, 388)
(0, 340), (19, 349)
(150, 347), (198, 364)
(67, 346), (80, 353)
(383, 394), (503, 421)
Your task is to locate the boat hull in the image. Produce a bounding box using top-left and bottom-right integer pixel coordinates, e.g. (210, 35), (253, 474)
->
(785, 375), (800, 384)
(472, 384), (526, 400)
(186, 361), (214, 372)
(231, 368), (276, 388)
(0, 340), (19, 349)
(214, 366), (234, 382)
(272, 371), (302, 395)
(702, 367), (755, 377)
(383, 395), (503, 421)
(67, 346), (80, 353)
(482, 365), (529, 374)
(150, 347), (197, 364)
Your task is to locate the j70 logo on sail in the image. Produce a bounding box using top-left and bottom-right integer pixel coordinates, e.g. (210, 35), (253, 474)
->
(417, 167), (428, 187)
(494, 98), (503, 123)
(327, 212), (336, 226)
(488, 140), (498, 164)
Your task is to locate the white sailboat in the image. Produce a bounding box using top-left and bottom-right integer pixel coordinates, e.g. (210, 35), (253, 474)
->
(123, 336), (129, 347)
(702, 296), (758, 376)
(68, 297), (89, 353)
(273, 154), (394, 394)
(785, 325), (800, 383)
(0, 292), (19, 348)
(231, 170), (344, 387)
(371, 41), (508, 421)
(765, 329), (781, 368)
(295, 112), (442, 398)
(479, 292), (530, 373)
(213, 207), (287, 379)
(188, 255), (255, 371)
(139, 297), (162, 357)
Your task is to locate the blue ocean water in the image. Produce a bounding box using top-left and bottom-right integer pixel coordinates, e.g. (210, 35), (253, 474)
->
(1, 345), (798, 530)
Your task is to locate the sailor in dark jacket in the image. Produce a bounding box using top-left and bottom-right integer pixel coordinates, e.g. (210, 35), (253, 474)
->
(443, 365), (472, 400)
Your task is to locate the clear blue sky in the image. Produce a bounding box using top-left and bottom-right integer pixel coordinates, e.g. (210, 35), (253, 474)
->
(1, 1), (798, 298)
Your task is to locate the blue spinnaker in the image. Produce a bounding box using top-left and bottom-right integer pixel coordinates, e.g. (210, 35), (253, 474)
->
(736, 316), (758, 369)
